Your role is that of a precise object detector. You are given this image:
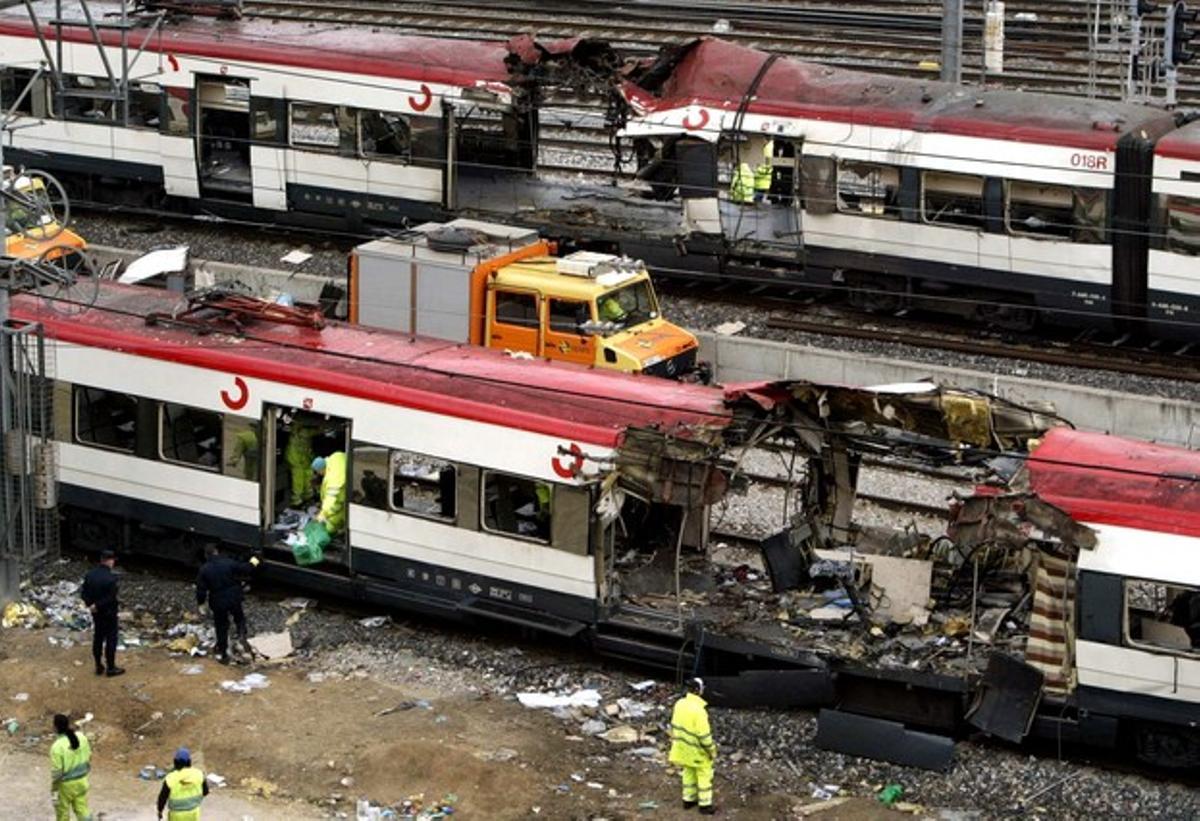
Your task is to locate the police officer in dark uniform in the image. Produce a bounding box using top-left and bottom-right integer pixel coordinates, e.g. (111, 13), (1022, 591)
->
(81, 549), (124, 677)
(196, 545), (260, 664)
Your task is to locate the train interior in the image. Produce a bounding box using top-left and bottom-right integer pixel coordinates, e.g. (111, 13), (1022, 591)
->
(197, 77), (253, 200)
(262, 407), (351, 569)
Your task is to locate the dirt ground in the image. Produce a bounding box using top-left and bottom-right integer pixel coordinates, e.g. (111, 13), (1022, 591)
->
(0, 629), (894, 820)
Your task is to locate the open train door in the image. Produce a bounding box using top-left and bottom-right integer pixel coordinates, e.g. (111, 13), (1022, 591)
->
(718, 134), (806, 265)
(259, 405), (352, 573)
(195, 76), (253, 202)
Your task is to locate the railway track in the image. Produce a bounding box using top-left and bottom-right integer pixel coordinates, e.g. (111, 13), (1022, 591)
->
(765, 313), (1200, 383)
(240, 0), (1200, 106)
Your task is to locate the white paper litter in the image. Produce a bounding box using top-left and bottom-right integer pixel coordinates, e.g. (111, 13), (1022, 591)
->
(517, 688), (602, 710)
(247, 630), (293, 660)
(280, 249), (313, 265)
(117, 246), (189, 284)
(220, 673), (270, 694)
(712, 320), (746, 336)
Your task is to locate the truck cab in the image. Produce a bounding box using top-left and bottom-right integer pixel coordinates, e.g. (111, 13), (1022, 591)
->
(349, 220), (701, 378)
(486, 250), (699, 377)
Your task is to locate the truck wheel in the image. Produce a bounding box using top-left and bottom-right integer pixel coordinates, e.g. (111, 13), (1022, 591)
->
(1134, 721), (1200, 770)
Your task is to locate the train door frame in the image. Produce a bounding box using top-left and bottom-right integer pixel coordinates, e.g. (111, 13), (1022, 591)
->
(260, 405), (354, 571)
(195, 75), (253, 201)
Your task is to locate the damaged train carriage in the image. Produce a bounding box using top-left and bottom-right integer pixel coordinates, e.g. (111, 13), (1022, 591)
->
(13, 283), (1199, 769)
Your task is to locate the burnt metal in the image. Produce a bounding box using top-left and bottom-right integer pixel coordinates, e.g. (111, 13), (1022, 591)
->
(703, 669), (834, 709)
(760, 523), (811, 592)
(815, 708), (955, 771)
(965, 652), (1044, 743)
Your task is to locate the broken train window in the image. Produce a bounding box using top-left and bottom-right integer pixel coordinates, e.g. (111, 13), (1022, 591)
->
(922, 170), (985, 229)
(1006, 181), (1106, 243)
(391, 449), (456, 521)
(289, 102), (355, 153)
(481, 470), (551, 543)
(351, 443), (390, 510)
(1162, 194), (1200, 255)
(1125, 579), (1200, 654)
(837, 161), (900, 219)
(359, 110), (412, 163)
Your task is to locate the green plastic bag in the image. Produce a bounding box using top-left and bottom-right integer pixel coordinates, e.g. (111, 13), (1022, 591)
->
(292, 520), (330, 566)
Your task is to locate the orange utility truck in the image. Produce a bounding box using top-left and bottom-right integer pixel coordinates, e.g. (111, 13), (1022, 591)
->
(349, 220), (702, 378)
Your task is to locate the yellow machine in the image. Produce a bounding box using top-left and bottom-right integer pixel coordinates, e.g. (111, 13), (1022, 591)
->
(350, 220), (701, 378)
(2, 168), (85, 261)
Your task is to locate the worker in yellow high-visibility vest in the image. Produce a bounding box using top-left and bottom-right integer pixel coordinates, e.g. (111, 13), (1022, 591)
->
(754, 139), (774, 203)
(157, 747), (208, 821)
(668, 677), (717, 814)
(50, 714), (92, 821)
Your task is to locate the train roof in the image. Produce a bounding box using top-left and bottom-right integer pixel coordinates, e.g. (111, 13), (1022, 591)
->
(1025, 427), (1200, 538)
(0, 1), (514, 89)
(623, 38), (1178, 151)
(1154, 118), (1200, 161)
(10, 284), (729, 447)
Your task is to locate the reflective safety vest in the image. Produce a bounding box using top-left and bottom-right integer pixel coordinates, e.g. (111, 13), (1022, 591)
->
(668, 692), (717, 768)
(50, 732), (92, 788)
(165, 766), (206, 821)
(319, 451), (348, 533)
(754, 140), (774, 193)
(730, 163), (754, 204)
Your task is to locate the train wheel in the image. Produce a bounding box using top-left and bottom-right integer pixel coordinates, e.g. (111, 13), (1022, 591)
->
(1133, 721), (1200, 770)
(976, 300), (1036, 333)
(847, 276), (906, 314)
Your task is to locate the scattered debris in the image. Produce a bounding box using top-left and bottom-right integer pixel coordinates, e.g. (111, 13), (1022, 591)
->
(240, 776), (279, 799)
(878, 784), (904, 805)
(580, 719), (606, 736)
(220, 673), (270, 694)
(517, 689), (601, 710)
(358, 616), (389, 628)
(167, 635), (199, 654)
(712, 320), (746, 336)
(629, 680), (655, 692)
(474, 747), (519, 763)
(599, 725), (640, 744)
(206, 772), (227, 788)
(2, 602), (45, 629)
(279, 596), (314, 611)
(180, 664), (205, 676)
(11, 692), (29, 702)
(139, 765), (167, 780)
(374, 701), (417, 717)
(280, 249), (313, 265)
(5, 719), (19, 735)
(247, 630), (293, 660)
(793, 796), (852, 816)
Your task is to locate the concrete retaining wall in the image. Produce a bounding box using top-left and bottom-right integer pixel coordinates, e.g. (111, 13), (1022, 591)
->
(698, 333), (1200, 447)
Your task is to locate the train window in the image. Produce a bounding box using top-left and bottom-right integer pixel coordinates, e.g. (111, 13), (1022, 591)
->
(1163, 195), (1200, 255)
(1125, 579), (1200, 654)
(289, 102), (355, 153)
(837, 161), (900, 219)
(59, 75), (115, 123)
(921, 171), (985, 229)
(391, 449), (456, 521)
(494, 291), (539, 328)
(252, 98), (280, 143)
(482, 471), (551, 542)
(127, 83), (163, 130)
(1007, 181), (1106, 242)
(0, 68), (40, 116)
(74, 387), (138, 453)
(359, 110), (412, 163)
(351, 443), (389, 510)
(159, 402), (222, 471)
(549, 299), (591, 333)
(223, 417), (260, 481)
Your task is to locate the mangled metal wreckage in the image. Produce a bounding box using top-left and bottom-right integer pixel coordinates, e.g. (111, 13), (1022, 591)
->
(593, 380), (1200, 771)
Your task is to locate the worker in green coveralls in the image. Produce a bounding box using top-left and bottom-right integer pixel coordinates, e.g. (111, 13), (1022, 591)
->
(284, 418), (316, 507)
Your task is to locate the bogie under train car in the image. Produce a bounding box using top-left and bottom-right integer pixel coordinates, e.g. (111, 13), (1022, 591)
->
(11, 282), (1199, 770)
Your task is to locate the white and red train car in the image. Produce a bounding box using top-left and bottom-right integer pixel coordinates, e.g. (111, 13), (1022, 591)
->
(617, 38), (1200, 333)
(10, 281), (1200, 766)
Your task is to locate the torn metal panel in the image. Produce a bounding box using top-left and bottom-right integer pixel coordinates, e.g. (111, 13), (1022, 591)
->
(966, 652), (1045, 743)
(814, 709), (955, 771)
(614, 427), (728, 507)
(703, 669), (834, 709)
(760, 523), (812, 593)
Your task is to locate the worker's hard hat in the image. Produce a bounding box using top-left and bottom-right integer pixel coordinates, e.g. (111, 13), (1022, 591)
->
(688, 677), (705, 694)
(311, 456), (327, 472)
(174, 747), (191, 765)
